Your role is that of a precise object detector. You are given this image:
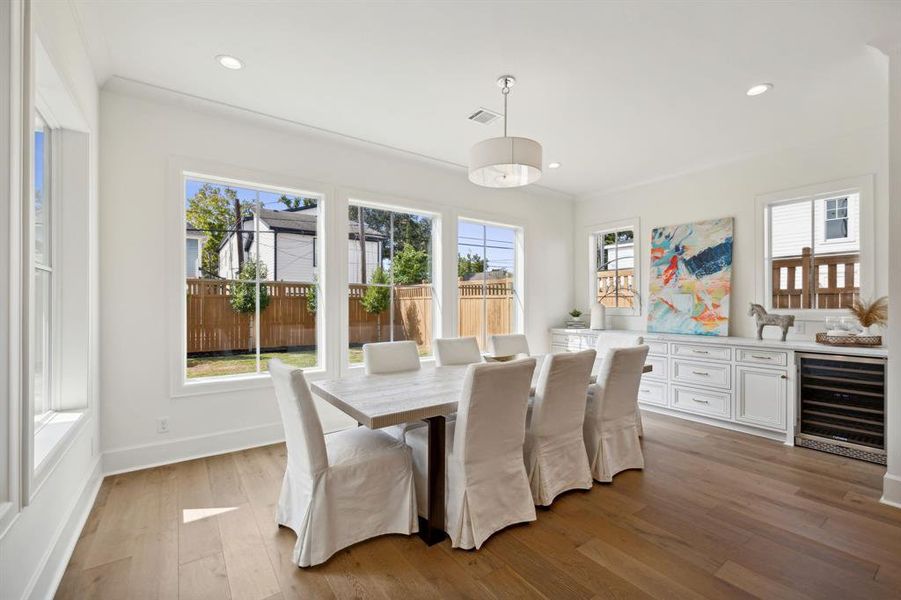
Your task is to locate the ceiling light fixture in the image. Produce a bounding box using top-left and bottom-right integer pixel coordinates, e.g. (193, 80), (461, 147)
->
(216, 54), (244, 70)
(548, 162), (561, 169)
(746, 83), (773, 96)
(468, 75), (542, 188)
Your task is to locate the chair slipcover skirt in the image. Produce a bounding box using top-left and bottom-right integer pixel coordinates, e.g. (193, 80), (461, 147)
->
(277, 427), (418, 567)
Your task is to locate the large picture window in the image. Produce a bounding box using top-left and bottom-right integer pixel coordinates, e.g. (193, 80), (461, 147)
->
(347, 203), (434, 364)
(184, 177), (321, 380)
(457, 219), (520, 349)
(767, 193), (861, 309)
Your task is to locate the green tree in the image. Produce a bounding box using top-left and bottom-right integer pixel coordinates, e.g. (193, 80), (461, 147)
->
(361, 267), (390, 341)
(393, 244), (429, 285)
(186, 183), (234, 277)
(278, 195), (317, 210)
(306, 276), (318, 314)
(457, 252), (485, 278)
(230, 260), (271, 314)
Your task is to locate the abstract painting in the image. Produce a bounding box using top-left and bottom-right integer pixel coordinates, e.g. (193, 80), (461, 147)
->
(647, 217), (733, 336)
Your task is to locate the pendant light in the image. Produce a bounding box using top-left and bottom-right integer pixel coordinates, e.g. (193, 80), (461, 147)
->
(468, 76), (542, 188)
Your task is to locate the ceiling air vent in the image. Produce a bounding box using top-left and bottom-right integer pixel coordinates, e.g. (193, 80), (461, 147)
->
(468, 107), (502, 125)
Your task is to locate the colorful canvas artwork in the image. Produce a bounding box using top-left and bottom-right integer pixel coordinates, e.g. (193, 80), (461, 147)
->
(647, 217), (733, 336)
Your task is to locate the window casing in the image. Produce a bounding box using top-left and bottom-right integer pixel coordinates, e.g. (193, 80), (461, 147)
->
(183, 176), (323, 381)
(347, 202), (434, 364)
(457, 219), (521, 350)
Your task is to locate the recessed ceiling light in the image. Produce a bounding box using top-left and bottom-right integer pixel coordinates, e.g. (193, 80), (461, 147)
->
(548, 162), (562, 169)
(216, 54), (244, 70)
(746, 83), (773, 96)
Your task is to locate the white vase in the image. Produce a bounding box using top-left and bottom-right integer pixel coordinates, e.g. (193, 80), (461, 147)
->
(590, 303), (606, 330)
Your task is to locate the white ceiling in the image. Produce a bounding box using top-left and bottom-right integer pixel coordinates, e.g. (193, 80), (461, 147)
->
(72, 0), (901, 196)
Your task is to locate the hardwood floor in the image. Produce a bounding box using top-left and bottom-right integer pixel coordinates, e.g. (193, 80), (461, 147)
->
(56, 412), (901, 599)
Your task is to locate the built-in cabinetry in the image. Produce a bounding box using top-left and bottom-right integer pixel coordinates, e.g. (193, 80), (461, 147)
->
(551, 328), (888, 446)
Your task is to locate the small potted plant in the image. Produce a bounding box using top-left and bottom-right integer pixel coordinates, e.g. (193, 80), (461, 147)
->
(566, 309), (585, 329)
(849, 296), (888, 335)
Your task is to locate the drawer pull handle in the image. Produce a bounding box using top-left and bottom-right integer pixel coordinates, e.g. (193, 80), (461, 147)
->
(692, 371), (710, 376)
(780, 374), (787, 380)
(751, 355), (772, 360)
(640, 389), (651, 393)
(692, 350), (709, 354)
(692, 398), (709, 404)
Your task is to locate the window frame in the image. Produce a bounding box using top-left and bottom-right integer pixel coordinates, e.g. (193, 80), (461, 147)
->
(168, 158), (334, 397)
(344, 197), (440, 368)
(755, 175), (874, 319)
(455, 215), (526, 348)
(584, 217), (641, 317)
(823, 196), (851, 243)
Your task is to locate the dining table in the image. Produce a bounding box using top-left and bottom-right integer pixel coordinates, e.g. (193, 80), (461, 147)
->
(310, 354), (652, 545)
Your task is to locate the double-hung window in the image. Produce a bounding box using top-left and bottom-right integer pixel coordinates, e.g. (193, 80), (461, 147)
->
(762, 180), (867, 311)
(347, 202), (434, 363)
(32, 113), (53, 426)
(591, 224), (638, 313)
(183, 177), (322, 380)
(456, 219), (521, 349)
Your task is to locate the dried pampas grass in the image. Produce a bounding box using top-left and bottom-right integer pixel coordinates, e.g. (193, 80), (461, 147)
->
(849, 296), (888, 328)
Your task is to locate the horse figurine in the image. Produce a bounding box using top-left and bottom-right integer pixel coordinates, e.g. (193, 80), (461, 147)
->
(748, 303), (794, 341)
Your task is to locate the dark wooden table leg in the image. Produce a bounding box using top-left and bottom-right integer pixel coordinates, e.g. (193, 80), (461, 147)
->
(417, 415), (447, 545)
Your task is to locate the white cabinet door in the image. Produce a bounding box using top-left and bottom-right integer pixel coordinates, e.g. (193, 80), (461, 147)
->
(735, 366), (788, 431)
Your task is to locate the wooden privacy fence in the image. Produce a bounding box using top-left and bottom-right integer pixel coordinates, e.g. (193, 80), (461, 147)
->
(596, 269), (635, 308)
(187, 278), (513, 355)
(771, 248), (859, 309)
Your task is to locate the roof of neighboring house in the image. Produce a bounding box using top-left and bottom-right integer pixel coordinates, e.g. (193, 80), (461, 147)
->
(190, 207), (386, 242)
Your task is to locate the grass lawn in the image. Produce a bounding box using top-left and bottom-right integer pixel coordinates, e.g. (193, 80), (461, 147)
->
(186, 346), (430, 378)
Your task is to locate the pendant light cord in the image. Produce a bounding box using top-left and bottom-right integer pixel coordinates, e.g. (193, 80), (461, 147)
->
(502, 79), (510, 137)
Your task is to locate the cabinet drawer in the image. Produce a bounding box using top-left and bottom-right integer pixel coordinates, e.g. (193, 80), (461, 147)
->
(736, 348), (788, 367)
(672, 343), (731, 362)
(637, 380), (667, 406)
(646, 339), (668, 356)
(671, 385), (731, 418)
(551, 334), (583, 350)
(581, 334), (598, 350)
(644, 355), (668, 380)
(671, 358), (731, 389)
(550, 344), (570, 355)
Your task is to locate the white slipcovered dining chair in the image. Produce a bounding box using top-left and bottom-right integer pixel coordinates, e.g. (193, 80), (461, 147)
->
(488, 333), (530, 356)
(434, 336), (483, 366)
(407, 358), (538, 550)
(583, 345), (649, 483)
(363, 340), (424, 441)
(268, 359), (418, 567)
(524, 349), (596, 506)
(594, 333), (646, 436)
(363, 340), (421, 374)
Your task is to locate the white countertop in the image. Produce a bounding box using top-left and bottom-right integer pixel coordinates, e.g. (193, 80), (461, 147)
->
(550, 327), (888, 358)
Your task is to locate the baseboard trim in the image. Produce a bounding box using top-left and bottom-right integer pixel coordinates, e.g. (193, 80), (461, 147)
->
(639, 404), (788, 443)
(25, 457), (103, 600)
(880, 472), (901, 509)
(103, 422), (287, 475)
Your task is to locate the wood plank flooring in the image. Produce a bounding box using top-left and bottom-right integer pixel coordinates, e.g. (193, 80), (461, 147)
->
(56, 412), (901, 599)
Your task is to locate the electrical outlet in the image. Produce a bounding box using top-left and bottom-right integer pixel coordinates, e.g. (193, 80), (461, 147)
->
(157, 417), (170, 434)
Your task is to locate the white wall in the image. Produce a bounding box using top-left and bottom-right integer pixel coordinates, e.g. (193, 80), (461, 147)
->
(99, 80), (574, 472)
(0, 2), (101, 599)
(573, 125), (889, 339)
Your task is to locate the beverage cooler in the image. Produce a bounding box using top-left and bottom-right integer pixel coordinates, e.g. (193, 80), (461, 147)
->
(796, 353), (887, 465)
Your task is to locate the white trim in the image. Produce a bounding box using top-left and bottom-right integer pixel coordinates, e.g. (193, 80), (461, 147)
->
(755, 174), (875, 319)
(881, 473), (901, 509)
(22, 456), (102, 600)
(582, 217), (641, 316)
(639, 404), (789, 444)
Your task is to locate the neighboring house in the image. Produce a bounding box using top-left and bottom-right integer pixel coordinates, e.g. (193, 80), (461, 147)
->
(215, 205), (385, 283)
(185, 226), (207, 278)
(771, 194), (860, 258)
(601, 241), (634, 271)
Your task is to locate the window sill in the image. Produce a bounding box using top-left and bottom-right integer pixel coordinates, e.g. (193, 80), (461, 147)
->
(173, 366), (327, 398)
(34, 410), (86, 473)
